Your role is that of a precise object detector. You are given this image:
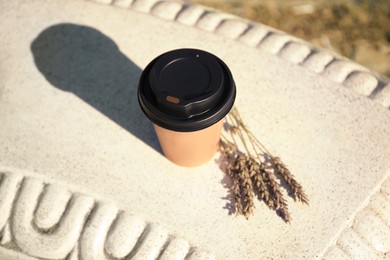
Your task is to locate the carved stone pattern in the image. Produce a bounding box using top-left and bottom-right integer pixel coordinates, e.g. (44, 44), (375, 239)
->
(0, 171), (215, 259)
(89, 0), (390, 109)
(322, 176), (390, 259)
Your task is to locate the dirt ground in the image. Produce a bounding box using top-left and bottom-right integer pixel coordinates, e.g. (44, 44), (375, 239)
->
(187, 0), (390, 77)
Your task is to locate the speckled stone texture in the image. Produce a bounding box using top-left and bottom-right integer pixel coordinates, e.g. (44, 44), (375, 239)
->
(0, 0), (389, 259)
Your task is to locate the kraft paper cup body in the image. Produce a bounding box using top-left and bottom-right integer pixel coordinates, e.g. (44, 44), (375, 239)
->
(153, 120), (223, 167)
(138, 49), (236, 167)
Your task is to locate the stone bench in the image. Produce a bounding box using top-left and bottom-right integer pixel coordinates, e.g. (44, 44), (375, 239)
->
(0, 0), (389, 259)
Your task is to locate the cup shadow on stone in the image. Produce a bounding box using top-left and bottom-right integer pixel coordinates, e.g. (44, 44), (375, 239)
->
(31, 23), (161, 153)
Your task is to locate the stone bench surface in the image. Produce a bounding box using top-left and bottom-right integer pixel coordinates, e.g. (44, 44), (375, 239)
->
(0, 0), (389, 259)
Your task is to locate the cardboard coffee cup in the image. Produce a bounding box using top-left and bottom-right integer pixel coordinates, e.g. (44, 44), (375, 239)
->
(138, 49), (236, 167)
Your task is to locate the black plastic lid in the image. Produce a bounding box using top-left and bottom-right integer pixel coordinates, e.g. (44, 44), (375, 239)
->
(138, 48), (236, 132)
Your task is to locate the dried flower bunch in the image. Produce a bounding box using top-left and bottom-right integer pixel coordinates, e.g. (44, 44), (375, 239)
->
(220, 107), (309, 223)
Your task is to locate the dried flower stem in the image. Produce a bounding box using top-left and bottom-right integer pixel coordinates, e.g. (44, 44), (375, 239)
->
(273, 157), (309, 204)
(263, 167), (291, 223)
(220, 106), (308, 223)
(225, 155), (255, 218)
